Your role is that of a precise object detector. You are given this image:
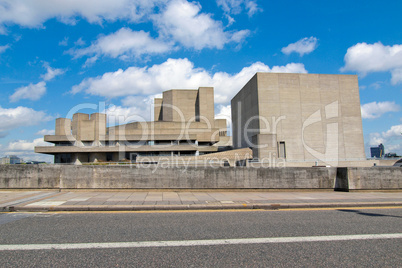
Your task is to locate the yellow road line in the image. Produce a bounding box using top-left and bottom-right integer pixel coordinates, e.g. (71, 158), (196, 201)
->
(2, 206), (401, 214)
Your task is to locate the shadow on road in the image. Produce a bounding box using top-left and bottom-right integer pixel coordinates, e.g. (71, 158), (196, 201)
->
(337, 209), (402, 218)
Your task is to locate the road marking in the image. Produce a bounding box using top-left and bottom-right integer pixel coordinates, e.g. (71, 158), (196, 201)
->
(0, 233), (401, 251)
(3, 206), (401, 214)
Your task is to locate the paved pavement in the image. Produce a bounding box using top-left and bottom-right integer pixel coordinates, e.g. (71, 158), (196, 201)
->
(1, 190), (401, 211)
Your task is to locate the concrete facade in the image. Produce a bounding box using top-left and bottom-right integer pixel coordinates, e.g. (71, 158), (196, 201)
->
(0, 165), (400, 190)
(35, 87), (231, 163)
(231, 73), (366, 166)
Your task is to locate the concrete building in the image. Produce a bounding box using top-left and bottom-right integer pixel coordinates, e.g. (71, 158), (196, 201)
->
(370, 144), (384, 158)
(35, 87), (231, 164)
(231, 73), (366, 166)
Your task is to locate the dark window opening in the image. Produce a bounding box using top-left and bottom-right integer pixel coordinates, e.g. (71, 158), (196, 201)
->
(278, 141), (286, 158)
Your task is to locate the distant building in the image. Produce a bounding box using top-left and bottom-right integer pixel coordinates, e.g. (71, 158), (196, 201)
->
(370, 144), (384, 158)
(0, 155), (22, 164)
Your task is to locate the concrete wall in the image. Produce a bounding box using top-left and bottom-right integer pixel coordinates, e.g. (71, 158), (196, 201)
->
(0, 165), (400, 190)
(346, 167), (402, 190)
(231, 73), (366, 164)
(231, 74), (259, 149)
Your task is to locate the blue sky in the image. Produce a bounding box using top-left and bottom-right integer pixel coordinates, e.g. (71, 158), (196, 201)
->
(0, 0), (401, 162)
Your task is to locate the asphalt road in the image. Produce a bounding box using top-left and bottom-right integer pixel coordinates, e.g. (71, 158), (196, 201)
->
(0, 208), (401, 267)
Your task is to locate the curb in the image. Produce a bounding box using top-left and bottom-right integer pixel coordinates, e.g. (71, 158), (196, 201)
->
(4, 202), (402, 212)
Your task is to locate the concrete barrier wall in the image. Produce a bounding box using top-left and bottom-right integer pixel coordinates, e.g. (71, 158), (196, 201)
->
(347, 167), (402, 190)
(0, 165), (400, 190)
(0, 165), (337, 189)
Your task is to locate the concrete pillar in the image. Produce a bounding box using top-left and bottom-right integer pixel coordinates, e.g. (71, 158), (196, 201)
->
(90, 113), (107, 141)
(55, 118), (71, 136)
(154, 98), (163, 121)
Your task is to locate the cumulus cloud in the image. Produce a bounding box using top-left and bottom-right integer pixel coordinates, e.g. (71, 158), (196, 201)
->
(0, 44), (9, 53)
(0, 106), (53, 135)
(281, 37), (318, 56)
(40, 62), (65, 81)
(382, 124), (402, 139)
(215, 104), (232, 133)
(341, 42), (402, 84)
(10, 63), (64, 102)
(1, 0), (250, 53)
(361, 101), (400, 119)
(9, 81), (47, 102)
(6, 138), (49, 151)
(71, 58), (308, 104)
(35, 129), (55, 135)
(70, 28), (172, 61)
(153, 0), (250, 50)
(104, 95), (159, 125)
(105, 105), (150, 126)
(0, 137), (53, 162)
(0, 0), (163, 34)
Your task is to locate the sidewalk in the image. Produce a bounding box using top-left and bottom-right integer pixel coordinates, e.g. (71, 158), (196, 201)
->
(1, 190), (401, 212)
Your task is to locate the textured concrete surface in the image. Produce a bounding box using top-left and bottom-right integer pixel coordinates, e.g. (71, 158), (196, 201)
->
(231, 73), (366, 164)
(1, 165), (401, 190)
(0, 165), (339, 189)
(1, 190), (401, 212)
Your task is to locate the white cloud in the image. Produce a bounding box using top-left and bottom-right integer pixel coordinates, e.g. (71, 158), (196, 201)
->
(382, 124), (402, 139)
(387, 144), (401, 153)
(6, 138), (49, 151)
(281, 37), (318, 56)
(0, 0), (163, 34)
(153, 0), (250, 50)
(71, 58), (307, 104)
(341, 42), (402, 84)
(0, 138), (53, 162)
(9, 81), (47, 102)
(0, 44), (9, 53)
(83, 56), (98, 68)
(215, 104), (232, 133)
(35, 129), (55, 135)
(361, 101), (400, 119)
(104, 94), (162, 125)
(368, 133), (384, 146)
(9, 63), (64, 102)
(245, 0), (261, 17)
(390, 68), (402, 85)
(0, 106), (53, 134)
(74, 37), (85, 46)
(71, 28), (172, 61)
(217, 0), (262, 19)
(59, 37), (68, 46)
(40, 63), (65, 81)
(104, 100), (153, 126)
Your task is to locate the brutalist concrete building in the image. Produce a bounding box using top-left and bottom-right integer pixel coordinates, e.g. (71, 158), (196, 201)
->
(35, 87), (231, 163)
(231, 73), (366, 166)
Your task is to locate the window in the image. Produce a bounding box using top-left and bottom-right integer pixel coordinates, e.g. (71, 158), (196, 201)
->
(278, 141), (286, 158)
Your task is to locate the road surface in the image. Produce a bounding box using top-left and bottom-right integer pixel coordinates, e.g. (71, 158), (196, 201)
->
(0, 207), (401, 267)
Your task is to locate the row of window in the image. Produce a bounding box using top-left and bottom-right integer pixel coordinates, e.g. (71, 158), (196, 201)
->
(55, 140), (213, 147)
